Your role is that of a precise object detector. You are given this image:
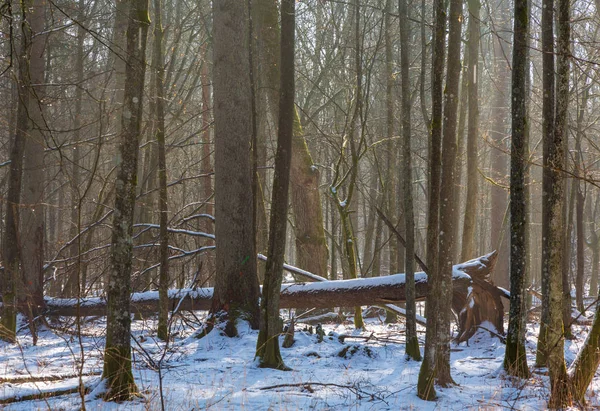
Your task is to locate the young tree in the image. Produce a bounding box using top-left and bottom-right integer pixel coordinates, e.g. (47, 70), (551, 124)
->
(153, 0), (170, 342)
(433, 0), (462, 386)
(460, 0), (481, 262)
(399, 0), (420, 362)
(503, 0), (529, 378)
(417, 0), (446, 399)
(102, 0), (150, 400)
(536, 0), (571, 403)
(256, 0), (295, 370)
(211, 0), (261, 333)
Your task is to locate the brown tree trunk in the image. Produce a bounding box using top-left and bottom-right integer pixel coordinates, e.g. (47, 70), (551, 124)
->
(461, 0), (481, 262)
(154, 0), (170, 342)
(211, 0), (261, 332)
(418, 0), (445, 399)
(399, 0), (421, 362)
(102, 0), (149, 400)
(256, 0), (295, 370)
(434, 0), (462, 386)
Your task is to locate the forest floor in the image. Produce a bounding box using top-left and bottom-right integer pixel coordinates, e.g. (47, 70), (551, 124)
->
(0, 310), (598, 410)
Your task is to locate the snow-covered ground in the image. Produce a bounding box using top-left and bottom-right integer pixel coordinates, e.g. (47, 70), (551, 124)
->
(1, 312), (598, 410)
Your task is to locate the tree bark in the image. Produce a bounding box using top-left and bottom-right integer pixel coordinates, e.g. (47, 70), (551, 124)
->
(399, 0), (421, 362)
(211, 0), (261, 332)
(434, 0), (462, 387)
(544, 0), (571, 403)
(418, 0), (446, 399)
(153, 0), (170, 342)
(504, 0), (530, 378)
(256, 0), (295, 370)
(460, 0), (481, 262)
(102, 0), (149, 400)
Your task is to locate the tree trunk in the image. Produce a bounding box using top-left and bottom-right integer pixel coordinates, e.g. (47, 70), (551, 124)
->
(460, 0), (480, 262)
(434, 0), (462, 386)
(45, 253), (500, 318)
(0, 2), (32, 342)
(256, 0), (295, 370)
(418, 0), (445, 399)
(504, 0), (529, 378)
(20, 0), (46, 321)
(102, 0), (149, 400)
(211, 0), (261, 332)
(399, 0), (420, 362)
(154, 0), (170, 342)
(489, 0), (510, 291)
(545, 0), (571, 404)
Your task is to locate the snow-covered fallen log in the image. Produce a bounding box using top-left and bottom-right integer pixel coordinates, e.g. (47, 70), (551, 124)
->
(44, 252), (500, 326)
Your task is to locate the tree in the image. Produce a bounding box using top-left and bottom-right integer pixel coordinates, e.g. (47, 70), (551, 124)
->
(256, 0), (295, 370)
(399, 0), (420, 362)
(460, 0), (481, 262)
(536, 0), (571, 403)
(417, 0), (446, 399)
(102, 0), (150, 400)
(153, 0), (170, 342)
(433, 0), (462, 386)
(503, 0), (529, 378)
(0, 0), (46, 342)
(211, 0), (261, 333)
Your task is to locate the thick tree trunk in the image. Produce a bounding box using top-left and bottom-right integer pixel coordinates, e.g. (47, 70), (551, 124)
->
(211, 0), (261, 332)
(102, 0), (149, 400)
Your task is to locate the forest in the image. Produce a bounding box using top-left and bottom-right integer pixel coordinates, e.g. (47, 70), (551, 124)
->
(1, 0), (600, 409)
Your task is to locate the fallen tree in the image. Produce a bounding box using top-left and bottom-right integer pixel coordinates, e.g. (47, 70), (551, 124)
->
(43, 252), (504, 341)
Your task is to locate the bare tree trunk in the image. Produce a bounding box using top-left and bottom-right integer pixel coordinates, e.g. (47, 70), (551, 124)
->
(461, 0), (480, 262)
(0, 0), (33, 341)
(200, 51), (215, 285)
(256, 0), (295, 370)
(504, 0), (529, 378)
(20, 0), (47, 319)
(211, 0), (261, 332)
(545, 0), (571, 403)
(154, 0), (170, 342)
(102, 0), (149, 400)
(399, 0), (421, 362)
(434, 0), (462, 386)
(489, 0), (510, 290)
(417, 0), (445, 399)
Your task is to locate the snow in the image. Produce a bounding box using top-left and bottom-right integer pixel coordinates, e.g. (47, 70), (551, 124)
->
(2, 312), (599, 410)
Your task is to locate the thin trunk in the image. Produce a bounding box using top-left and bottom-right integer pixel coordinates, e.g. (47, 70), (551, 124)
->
(434, 0), (462, 386)
(102, 0), (149, 400)
(256, 0), (295, 370)
(461, 0), (480, 262)
(546, 0), (571, 403)
(154, 0), (170, 342)
(417, 0), (445, 399)
(399, 0), (421, 362)
(503, 0), (529, 378)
